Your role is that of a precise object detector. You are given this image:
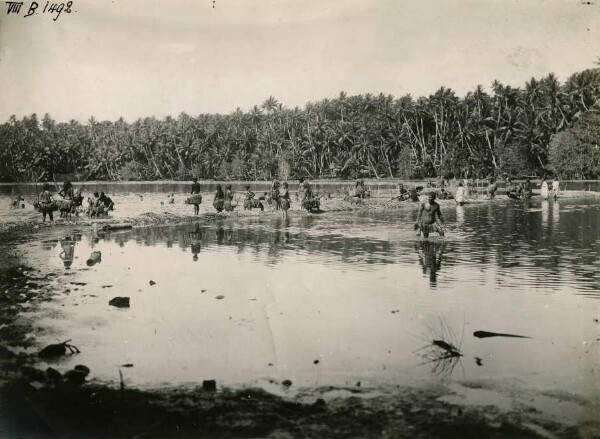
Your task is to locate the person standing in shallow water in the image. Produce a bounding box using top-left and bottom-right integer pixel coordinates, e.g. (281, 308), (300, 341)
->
(279, 182), (291, 219)
(190, 178), (202, 215)
(455, 181), (465, 206)
(540, 178), (549, 200)
(38, 183), (55, 222)
(552, 177), (560, 200)
(213, 184), (225, 212)
(415, 192), (445, 239)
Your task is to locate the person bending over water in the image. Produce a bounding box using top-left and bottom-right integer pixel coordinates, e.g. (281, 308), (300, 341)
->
(415, 192), (445, 239)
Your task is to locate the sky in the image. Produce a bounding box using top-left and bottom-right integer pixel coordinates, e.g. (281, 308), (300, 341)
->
(0, 0), (598, 122)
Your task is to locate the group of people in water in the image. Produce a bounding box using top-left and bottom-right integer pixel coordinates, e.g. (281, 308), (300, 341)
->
(34, 181), (115, 222)
(186, 177), (320, 218)
(28, 176), (562, 238)
(412, 176), (561, 239)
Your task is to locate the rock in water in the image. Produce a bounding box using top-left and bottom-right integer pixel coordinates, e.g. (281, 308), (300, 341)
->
(74, 365), (90, 375)
(64, 368), (88, 384)
(46, 367), (62, 383)
(202, 380), (216, 391)
(86, 251), (102, 266)
(109, 297), (130, 308)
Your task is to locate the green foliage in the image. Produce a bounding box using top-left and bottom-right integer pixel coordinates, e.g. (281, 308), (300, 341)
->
(549, 110), (600, 179)
(0, 69), (599, 182)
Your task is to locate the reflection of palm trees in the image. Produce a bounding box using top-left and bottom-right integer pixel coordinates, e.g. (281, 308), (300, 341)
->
(59, 236), (77, 269)
(415, 241), (446, 286)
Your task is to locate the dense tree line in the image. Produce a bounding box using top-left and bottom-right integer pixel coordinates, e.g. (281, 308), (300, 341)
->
(1, 68), (599, 183)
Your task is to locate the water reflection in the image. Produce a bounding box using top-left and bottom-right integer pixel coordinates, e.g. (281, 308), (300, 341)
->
(541, 200), (549, 230)
(88, 199), (600, 294)
(189, 223), (202, 262)
(415, 241), (446, 287)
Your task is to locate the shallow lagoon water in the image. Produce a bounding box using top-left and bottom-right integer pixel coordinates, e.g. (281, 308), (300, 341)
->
(5, 196), (600, 420)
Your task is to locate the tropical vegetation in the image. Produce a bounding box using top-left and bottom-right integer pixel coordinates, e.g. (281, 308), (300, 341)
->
(0, 68), (599, 182)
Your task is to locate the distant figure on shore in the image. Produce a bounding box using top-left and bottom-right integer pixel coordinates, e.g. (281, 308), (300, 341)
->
(455, 181), (465, 206)
(552, 177), (560, 199)
(415, 192), (445, 239)
(540, 178), (549, 200)
(190, 178), (202, 215)
(213, 184), (225, 212)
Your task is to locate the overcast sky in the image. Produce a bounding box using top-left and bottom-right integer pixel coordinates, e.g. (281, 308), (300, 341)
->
(0, 0), (598, 122)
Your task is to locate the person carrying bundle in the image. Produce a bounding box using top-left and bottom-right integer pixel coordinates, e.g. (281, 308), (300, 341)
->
(415, 192), (445, 239)
(37, 183), (56, 222)
(300, 179), (320, 212)
(189, 177), (202, 215)
(213, 185), (225, 212)
(224, 184), (236, 212)
(243, 185), (264, 211)
(278, 182), (291, 218)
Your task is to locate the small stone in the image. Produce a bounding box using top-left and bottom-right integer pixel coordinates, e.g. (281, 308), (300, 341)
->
(64, 369), (87, 384)
(46, 367), (62, 382)
(314, 359), (319, 365)
(215, 295), (225, 300)
(149, 280), (156, 286)
(109, 297), (130, 308)
(202, 380), (217, 391)
(74, 365), (90, 376)
(282, 379), (292, 387)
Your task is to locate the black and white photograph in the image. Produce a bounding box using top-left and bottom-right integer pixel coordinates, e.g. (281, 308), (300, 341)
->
(0, 1), (599, 437)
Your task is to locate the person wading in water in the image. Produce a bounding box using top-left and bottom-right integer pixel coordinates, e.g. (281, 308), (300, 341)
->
(190, 178), (202, 215)
(415, 192), (445, 239)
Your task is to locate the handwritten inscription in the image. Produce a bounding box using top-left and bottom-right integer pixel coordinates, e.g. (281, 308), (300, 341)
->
(5, 1), (74, 20)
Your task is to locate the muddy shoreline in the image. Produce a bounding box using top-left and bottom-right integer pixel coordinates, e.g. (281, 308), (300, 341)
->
(1, 194), (599, 438)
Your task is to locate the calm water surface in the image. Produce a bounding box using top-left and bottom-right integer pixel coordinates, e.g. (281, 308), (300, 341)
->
(6, 197), (600, 407)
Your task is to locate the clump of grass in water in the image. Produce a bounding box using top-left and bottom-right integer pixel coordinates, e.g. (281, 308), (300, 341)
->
(412, 316), (464, 380)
